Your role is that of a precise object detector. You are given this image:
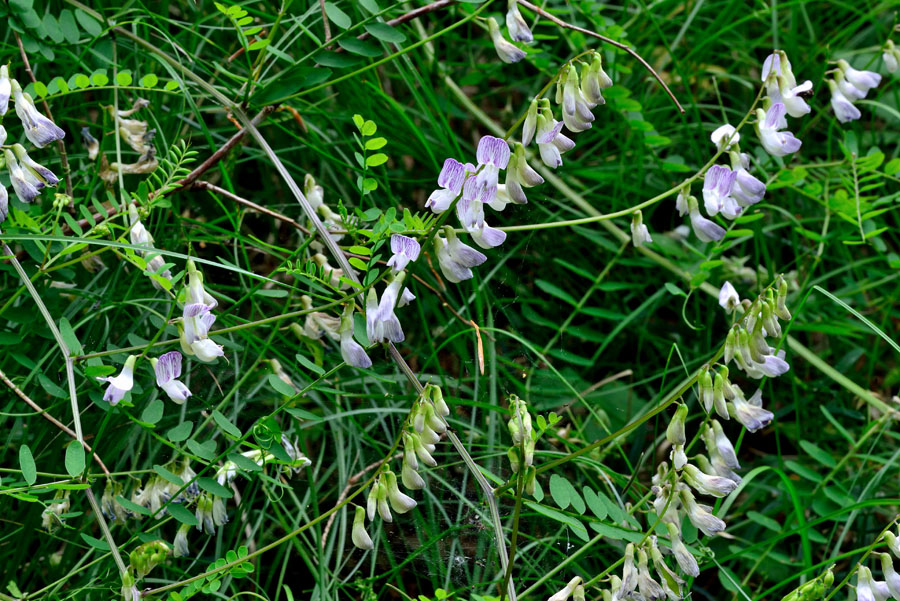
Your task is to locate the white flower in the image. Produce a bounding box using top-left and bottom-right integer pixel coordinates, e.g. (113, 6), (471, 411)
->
(436, 226), (487, 283)
(4, 148), (42, 203)
(667, 523), (699, 577)
(837, 59), (882, 98)
(152, 351), (192, 403)
(580, 52), (612, 106)
(702, 165), (739, 218)
(502, 143), (544, 205)
(505, 0), (532, 42)
(827, 79), (861, 123)
(304, 173), (324, 212)
(630, 210), (652, 247)
(173, 524), (190, 558)
(351, 505), (373, 550)
(11, 79), (65, 148)
(729, 387), (773, 432)
(674, 190), (689, 217)
(535, 110), (575, 169)
(857, 566), (877, 601)
(711, 124), (739, 151)
(185, 259), (217, 308)
(884, 41), (900, 73)
(561, 66), (595, 132)
(718, 281), (740, 313)
(425, 158), (466, 214)
(680, 488), (726, 536)
(548, 576), (582, 601)
(339, 306), (371, 368)
(710, 420), (741, 470)
(487, 17), (526, 64)
(522, 99), (538, 146)
(761, 50), (798, 88)
(0, 65), (10, 115)
(766, 75), (813, 118)
(190, 338), (225, 362)
(755, 103), (802, 157)
(97, 355), (137, 405)
(194, 493), (228, 534)
(457, 181), (507, 249)
(366, 286), (404, 344)
(683, 463), (738, 498)
(386, 234), (421, 273)
(687, 195), (725, 243)
(636, 549), (666, 601)
(383, 470), (417, 514)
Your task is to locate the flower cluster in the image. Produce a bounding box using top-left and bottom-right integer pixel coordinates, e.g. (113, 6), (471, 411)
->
(177, 259), (225, 362)
(827, 59), (883, 123)
(854, 534), (900, 601)
(365, 234), (420, 345)
(0, 65), (65, 223)
(352, 384), (449, 550)
(505, 395), (537, 492)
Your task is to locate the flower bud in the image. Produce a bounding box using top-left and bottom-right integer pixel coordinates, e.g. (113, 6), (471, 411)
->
(637, 548), (665, 601)
(352, 505), (374, 550)
(680, 488), (726, 537)
(683, 463), (738, 498)
(505, 0), (533, 43)
(129, 540), (171, 579)
(487, 17), (526, 64)
(724, 326), (737, 365)
(428, 384), (450, 416)
(667, 523), (699, 577)
(522, 99), (539, 146)
(775, 275), (792, 321)
(401, 460), (425, 490)
(548, 576), (582, 601)
(712, 373), (729, 419)
(698, 368), (714, 414)
(383, 470), (417, 514)
(507, 446), (522, 474)
(0, 65), (10, 115)
(631, 210), (653, 247)
(619, 543), (637, 597)
(667, 404), (688, 470)
(711, 420), (740, 470)
(173, 523), (190, 558)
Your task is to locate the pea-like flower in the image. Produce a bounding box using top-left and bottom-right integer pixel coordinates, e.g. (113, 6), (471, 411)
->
(11, 80), (65, 148)
(426, 158), (466, 214)
(728, 151), (766, 206)
(386, 234), (421, 273)
(667, 523), (700, 577)
(487, 17), (526, 64)
(339, 305), (371, 368)
(667, 404), (688, 469)
(502, 143), (544, 205)
(366, 286), (404, 344)
(729, 387), (773, 432)
(0, 65), (10, 115)
(383, 470), (417, 514)
(352, 505), (374, 550)
(580, 53), (613, 106)
(679, 488), (726, 536)
(702, 165), (740, 219)
(630, 210), (653, 247)
(536, 109), (575, 169)
(827, 79), (862, 123)
(548, 576), (582, 601)
(686, 195), (726, 243)
(837, 59), (882, 98)
(457, 181), (507, 249)
(766, 75), (813, 118)
(151, 351), (192, 404)
(4, 148), (42, 203)
(505, 0), (532, 43)
(435, 226), (487, 283)
(303, 173), (324, 212)
(97, 355), (138, 405)
(636, 548), (666, 601)
(683, 463), (738, 498)
(173, 523), (191, 558)
(194, 492), (228, 534)
(560, 65), (595, 132)
(475, 135), (511, 194)
(755, 103), (802, 157)
(884, 40), (900, 73)
(710, 124), (739, 151)
(718, 281), (740, 313)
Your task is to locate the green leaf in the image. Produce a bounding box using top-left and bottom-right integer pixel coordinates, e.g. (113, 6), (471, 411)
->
(227, 452), (263, 472)
(364, 137), (387, 150)
(323, 2), (351, 28)
(296, 353), (325, 376)
(186, 439), (217, 461)
(725, 228), (754, 238)
(74, 8), (103, 37)
(549, 474), (571, 509)
(359, 0), (381, 13)
(58, 9), (79, 44)
(198, 477), (233, 498)
(338, 38), (382, 57)
(314, 51), (361, 68)
(65, 443), (85, 478)
(364, 23), (406, 43)
(535, 279), (577, 305)
(20, 445), (37, 485)
(361, 120), (377, 136)
(74, 74), (91, 89)
(116, 495), (151, 516)
(747, 510), (781, 532)
(524, 501), (589, 542)
(268, 373), (296, 396)
(154, 464), (184, 486)
(167, 421), (194, 443)
(91, 70), (109, 86)
(799, 440), (837, 468)
(141, 73), (158, 88)
(663, 282), (686, 297)
(285, 407), (321, 421)
(80, 533), (110, 550)
(885, 158), (900, 176)
(141, 399), (164, 425)
(212, 410), (242, 438)
(116, 71), (133, 86)
(33, 81), (48, 97)
(352, 114), (365, 129)
(582, 487), (607, 519)
(167, 503), (199, 526)
(365, 153), (388, 167)
(348, 257), (368, 271)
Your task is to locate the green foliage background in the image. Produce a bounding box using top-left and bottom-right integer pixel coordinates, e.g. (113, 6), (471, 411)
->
(0, 1), (898, 600)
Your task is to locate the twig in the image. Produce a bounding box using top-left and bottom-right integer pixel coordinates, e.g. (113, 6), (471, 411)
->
(320, 452), (403, 549)
(0, 367), (110, 476)
(13, 32), (74, 198)
(356, 0), (457, 42)
(515, 0), (685, 114)
(193, 180), (310, 234)
(319, 0), (332, 47)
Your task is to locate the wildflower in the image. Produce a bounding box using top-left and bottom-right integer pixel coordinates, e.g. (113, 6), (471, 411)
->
(127, 205), (172, 285)
(81, 127), (100, 160)
(195, 492), (228, 534)
(475, 135), (511, 194)
(680, 488), (726, 536)
(503, 143), (544, 205)
(386, 234), (421, 273)
(487, 17), (526, 64)
(182, 303), (216, 349)
(97, 355), (138, 405)
(580, 52), (613, 106)
(457, 182), (507, 249)
(185, 259), (217, 308)
(674, 189), (689, 216)
(0, 65), (10, 115)
(857, 566), (878, 601)
(687, 196), (726, 242)
(667, 523), (699, 577)
(352, 505), (374, 550)
(718, 281), (740, 313)
(837, 59), (882, 98)
(129, 540), (171, 579)
(619, 544), (638, 598)
(508, 396), (533, 444)
(649, 537), (684, 601)
(729, 387), (773, 432)
(41, 492), (70, 532)
(297, 296), (341, 341)
(191, 338), (225, 363)
(702, 165), (740, 219)
(712, 371), (730, 419)
(383, 470), (417, 514)
(12, 143), (60, 188)
(827, 79), (862, 123)
(560, 66), (595, 132)
(316, 204), (346, 242)
(755, 103), (802, 157)
(683, 463), (738, 498)
(766, 75), (813, 118)
(401, 459), (426, 490)
(548, 576), (582, 601)
(522, 99), (539, 146)
(536, 107), (575, 168)
(11, 79), (66, 148)
(410, 431), (438, 467)
(879, 553), (900, 599)
(711, 124), (740, 151)
(367, 478), (392, 522)
(884, 40), (900, 73)
(101, 480), (128, 522)
(366, 287), (404, 344)
(426, 158), (466, 214)
(506, 0), (532, 42)
(435, 226), (487, 283)
(728, 151), (767, 206)
(4, 148), (42, 203)
(304, 173), (324, 212)
(173, 523), (190, 558)
(710, 420), (741, 470)
(666, 404), (688, 469)
(775, 275), (792, 320)
(121, 570), (140, 601)
(886, 531), (900, 558)
(339, 305), (371, 368)
(151, 351), (192, 404)
(630, 210), (653, 247)
(637, 548), (666, 601)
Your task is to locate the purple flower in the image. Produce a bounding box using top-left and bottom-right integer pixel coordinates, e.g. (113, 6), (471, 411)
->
(729, 152), (766, 206)
(97, 355), (137, 405)
(11, 80), (65, 148)
(766, 76), (813, 118)
(837, 59), (882, 98)
(505, 0), (532, 42)
(4, 148), (42, 203)
(436, 226), (487, 283)
(702, 165), (741, 219)
(339, 306), (371, 368)
(755, 103), (802, 157)
(474, 135), (510, 193)
(710, 124), (739, 151)
(687, 195), (726, 243)
(827, 79), (861, 123)
(0, 66), (10, 115)
(425, 158), (466, 214)
(487, 17), (526, 64)
(366, 286), (404, 344)
(13, 143), (59, 187)
(153, 351), (192, 404)
(561, 65), (595, 132)
(457, 185), (507, 249)
(535, 111), (575, 169)
(386, 234), (421, 273)
(502, 143), (543, 205)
